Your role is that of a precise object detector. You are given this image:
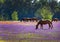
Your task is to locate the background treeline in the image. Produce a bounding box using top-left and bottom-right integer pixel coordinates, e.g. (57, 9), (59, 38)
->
(0, 0), (60, 21)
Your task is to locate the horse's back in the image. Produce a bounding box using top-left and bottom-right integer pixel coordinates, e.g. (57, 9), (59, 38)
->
(38, 20), (51, 24)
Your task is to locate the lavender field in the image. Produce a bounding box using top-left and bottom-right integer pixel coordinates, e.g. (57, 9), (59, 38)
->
(0, 21), (60, 42)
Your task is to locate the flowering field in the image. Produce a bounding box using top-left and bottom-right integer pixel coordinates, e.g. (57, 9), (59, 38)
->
(0, 21), (60, 42)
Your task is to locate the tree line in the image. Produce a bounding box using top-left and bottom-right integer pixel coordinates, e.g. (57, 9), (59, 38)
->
(0, 0), (60, 21)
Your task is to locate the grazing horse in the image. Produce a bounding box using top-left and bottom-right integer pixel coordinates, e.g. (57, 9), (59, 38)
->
(22, 18), (30, 22)
(52, 18), (59, 22)
(36, 20), (53, 29)
(22, 18), (38, 22)
(31, 18), (38, 22)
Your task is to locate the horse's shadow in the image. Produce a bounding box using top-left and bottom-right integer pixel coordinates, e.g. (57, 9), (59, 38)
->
(35, 28), (51, 30)
(41, 29), (50, 30)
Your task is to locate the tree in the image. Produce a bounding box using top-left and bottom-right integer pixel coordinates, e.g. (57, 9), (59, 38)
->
(35, 6), (54, 20)
(0, 14), (4, 20)
(0, 0), (5, 3)
(11, 11), (18, 21)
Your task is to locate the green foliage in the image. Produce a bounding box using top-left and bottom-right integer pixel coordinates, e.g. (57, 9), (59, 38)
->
(0, 14), (4, 21)
(35, 8), (42, 18)
(0, 0), (5, 3)
(54, 5), (60, 12)
(11, 11), (18, 21)
(35, 6), (54, 20)
(4, 14), (10, 20)
(0, 0), (59, 21)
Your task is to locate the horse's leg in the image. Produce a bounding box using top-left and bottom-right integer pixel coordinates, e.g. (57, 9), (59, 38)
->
(41, 24), (43, 29)
(48, 24), (51, 29)
(30, 19), (31, 22)
(36, 23), (39, 29)
(51, 23), (53, 29)
(48, 23), (53, 29)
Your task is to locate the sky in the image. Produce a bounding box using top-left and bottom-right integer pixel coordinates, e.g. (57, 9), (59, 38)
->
(57, 0), (60, 2)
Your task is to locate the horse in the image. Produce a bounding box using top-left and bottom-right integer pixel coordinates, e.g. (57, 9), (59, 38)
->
(22, 18), (38, 22)
(52, 18), (59, 22)
(36, 20), (53, 29)
(22, 18), (30, 22)
(31, 18), (38, 22)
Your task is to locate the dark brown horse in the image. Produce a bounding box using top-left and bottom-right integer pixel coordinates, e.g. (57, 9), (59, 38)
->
(22, 18), (38, 22)
(36, 20), (53, 29)
(52, 18), (59, 22)
(22, 18), (31, 22)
